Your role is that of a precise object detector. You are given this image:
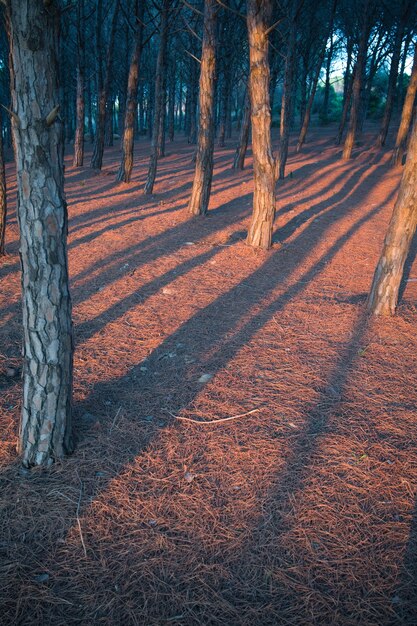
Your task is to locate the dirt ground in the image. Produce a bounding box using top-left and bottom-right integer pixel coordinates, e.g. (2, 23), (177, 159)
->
(1, 125), (417, 625)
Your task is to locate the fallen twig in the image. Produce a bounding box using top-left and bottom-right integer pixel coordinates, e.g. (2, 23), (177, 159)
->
(164, 408), (260, 425)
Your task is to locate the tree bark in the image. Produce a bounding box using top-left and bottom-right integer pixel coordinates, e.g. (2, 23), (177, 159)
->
(233, 87), (250, 169)
(0, 108), (7, 256)
(336, 64), (355, 145)
(187, 0), (217, 216)
(116, 0), (144, 183)
(342, 2), (370, 160)
(246, 0), (276, 249)
(8, 0), (74, 466)
(277, 15), (296, 180)
(391, 44), (417, 167)
(143, 0), (169, 194)
(368, 116), (417, 315)
(297, 43), (327, 153)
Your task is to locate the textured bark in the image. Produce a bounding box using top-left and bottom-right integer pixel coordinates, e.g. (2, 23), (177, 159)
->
(144, 0), (169, 195)
(377, 22), (405, 148)
(368, 116), (417, 315)
(168, 60), (176, 142)
(187, 0), (217, 216)
(246, 0), (276, 249)
(8, 0), (74, 466)
(116, 0), (144, 183)
(90, 0), (119, 170)
(73, 0), (85, 167)
(0, 108), (6, 256)
(336, 65), (354, 145)
(392, 45), (417, 167)
(342, 4), (370, 160)
(233, 88), (250, 170)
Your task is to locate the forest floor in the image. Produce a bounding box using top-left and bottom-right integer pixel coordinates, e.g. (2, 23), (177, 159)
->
(1, 124), (417, 625)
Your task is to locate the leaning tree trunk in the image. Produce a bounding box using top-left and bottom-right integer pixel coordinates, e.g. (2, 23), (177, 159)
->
(246, 0), (276, 249)
(368, 116), (417, 315)
(8, 0), (74, 466)
(342, 3), (370, 160)
(144, 0), (169, 195)
(116, 1), (144, 183)
(187, 0), (217, 216)
(376, 21), (404, 148)
(73, 0), (85, 167)
(0, 107), (7, 256)
(391, 45), (417, 167)
(233, 87), (250, 170)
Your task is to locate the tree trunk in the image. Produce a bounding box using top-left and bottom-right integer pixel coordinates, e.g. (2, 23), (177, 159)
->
(342, 3), (370, 160)
(144, 0), (169, 195)
(168, 60), (176, 142)
(8, 0), (74, 466)
(336, 65), (355, 145)
(73, 0), (85, 166)
(0, 108), (7, 256)
(116, 0), (144, 183)
(187, 0), (217, 216)
(297, 42), (327, 153)
(392, 45), (417, 167)
(377, 22), (405, 147)
(368, 116), (417, 315)
(246, 0), (276, 249)
(320, 33), (334, 124)
(90, 0), (118, 170)
(233, 87), (250, 169)
(277, 16), (296, 180)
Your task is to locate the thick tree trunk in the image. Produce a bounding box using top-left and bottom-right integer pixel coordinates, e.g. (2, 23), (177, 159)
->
(187, 0), (217, 216)
(368, 116), (417, 315)
(0, 108), (6, 256)
(392, 45), (417, 167)
(246, 0), (276, 249)
(144, 0), (169, 195)
(8, 0), (74, 466)
(73, 0), (85, 166)
(233, 87), (250, 169)
(90, 0), (118, 170)
(377, 23), (404, 147)
(116, 0), (144, 183)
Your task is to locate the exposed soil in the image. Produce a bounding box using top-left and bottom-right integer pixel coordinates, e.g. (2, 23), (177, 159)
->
(1, 125), (417, 625)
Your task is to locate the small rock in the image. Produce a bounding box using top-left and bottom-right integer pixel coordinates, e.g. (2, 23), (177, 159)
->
(140, 366), (148, 372)
(144, 415), (154, 422)
(184, 471), (195, 483)
(5, 367), (18, 378)
(198, 373), (213, 383)
(184, 242), (194, 246)
(162, 287), (174, 295)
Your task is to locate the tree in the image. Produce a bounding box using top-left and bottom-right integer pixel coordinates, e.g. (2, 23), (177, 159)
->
(117, 0), (145, 183)
(73, 0), (85, 167)
(0, 107), (6, 256)
(233, 87), (250, 169)
(187, 0), (217, 216)
(246, 0), (276, 249)
(391, 44), (417, 166)
(368, 115), (417, 315)
(7, 0), (74, 466)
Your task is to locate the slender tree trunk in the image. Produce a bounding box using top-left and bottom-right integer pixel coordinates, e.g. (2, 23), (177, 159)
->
(0, 108), (7, 256)
(87, 77), (93, 142)
(246, 0), (276, 249)
(187, 0), (218, 215)
(116, 0), (144, 183)
(336, 65), (355, 145)
(342, 4), (370, 160)
(377, 23), (405, 147)
(8, 0), (74, 466)
(233, 87), (250, 169)
(396, 32), (412, 113)
(277, 17), (296, 180)
(392, 45), (417, 167)
(73, 0), (85, 166)
(168, 59), (176, 142)
(368, 116), (417, 315)
(91, 0), (118, 170)
(144, 0), (169, 195)
(320, 34), (334, 124)
(297, 43), (327, 152)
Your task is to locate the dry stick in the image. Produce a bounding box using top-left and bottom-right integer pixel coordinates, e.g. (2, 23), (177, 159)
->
(109, 406), (122, 434)
(165, 408), (260, 425)
(76, 482), (88, 558)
